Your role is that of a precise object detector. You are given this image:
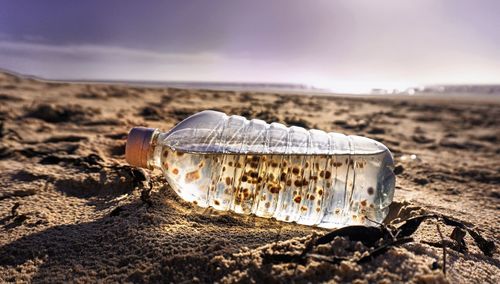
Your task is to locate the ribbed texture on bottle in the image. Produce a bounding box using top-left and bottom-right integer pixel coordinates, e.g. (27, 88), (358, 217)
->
(158, 110), (394, 228)
(163, 111), (360, 155)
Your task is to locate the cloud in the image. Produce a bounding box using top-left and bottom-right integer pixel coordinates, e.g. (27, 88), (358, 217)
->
(0, 38), (498, 92)
(0, 40), (298, 84)
(0, 41), (223, 64)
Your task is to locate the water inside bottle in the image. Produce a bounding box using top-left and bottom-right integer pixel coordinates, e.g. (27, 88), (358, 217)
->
(156, 146), (394, 228)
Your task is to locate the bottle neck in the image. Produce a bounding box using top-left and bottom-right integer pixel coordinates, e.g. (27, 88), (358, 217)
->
(147, 131), (167, 170)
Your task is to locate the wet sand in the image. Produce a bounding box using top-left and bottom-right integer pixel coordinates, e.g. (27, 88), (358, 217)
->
(0, 71), (498, 283)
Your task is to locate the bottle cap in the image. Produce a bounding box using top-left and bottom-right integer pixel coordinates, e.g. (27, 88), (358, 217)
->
(125, 127), (157, 168)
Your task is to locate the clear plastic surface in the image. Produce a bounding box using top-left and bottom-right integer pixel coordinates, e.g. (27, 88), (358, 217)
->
(152, 110), (395, 228)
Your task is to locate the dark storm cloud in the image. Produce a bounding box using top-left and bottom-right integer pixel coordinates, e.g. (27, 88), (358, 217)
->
(0, 0), (498, 89)
(0, 1), (343, 57)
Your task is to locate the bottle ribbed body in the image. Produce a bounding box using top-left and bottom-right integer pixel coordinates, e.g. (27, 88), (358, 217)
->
(151, 110), (395, 228)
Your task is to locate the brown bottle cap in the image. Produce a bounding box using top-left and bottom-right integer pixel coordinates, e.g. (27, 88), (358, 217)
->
(125, 127), (157, 168)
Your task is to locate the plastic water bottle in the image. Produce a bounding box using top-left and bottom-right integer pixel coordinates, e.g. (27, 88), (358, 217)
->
(125, 110), (395, 228)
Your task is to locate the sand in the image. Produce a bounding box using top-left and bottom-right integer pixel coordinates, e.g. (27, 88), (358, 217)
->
(0, 71), (498, 283)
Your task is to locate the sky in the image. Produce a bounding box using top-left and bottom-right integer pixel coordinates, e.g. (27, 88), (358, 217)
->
(0, 0), (499, 92)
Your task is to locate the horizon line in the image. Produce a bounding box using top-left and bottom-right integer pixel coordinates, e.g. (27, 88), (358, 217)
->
(1, 67), (500, 96)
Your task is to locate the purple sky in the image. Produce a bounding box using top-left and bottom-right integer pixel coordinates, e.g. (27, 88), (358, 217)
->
(0, 0), (499, 92)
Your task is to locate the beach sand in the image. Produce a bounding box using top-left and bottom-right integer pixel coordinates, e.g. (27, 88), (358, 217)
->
(0, 71), (498, 283)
